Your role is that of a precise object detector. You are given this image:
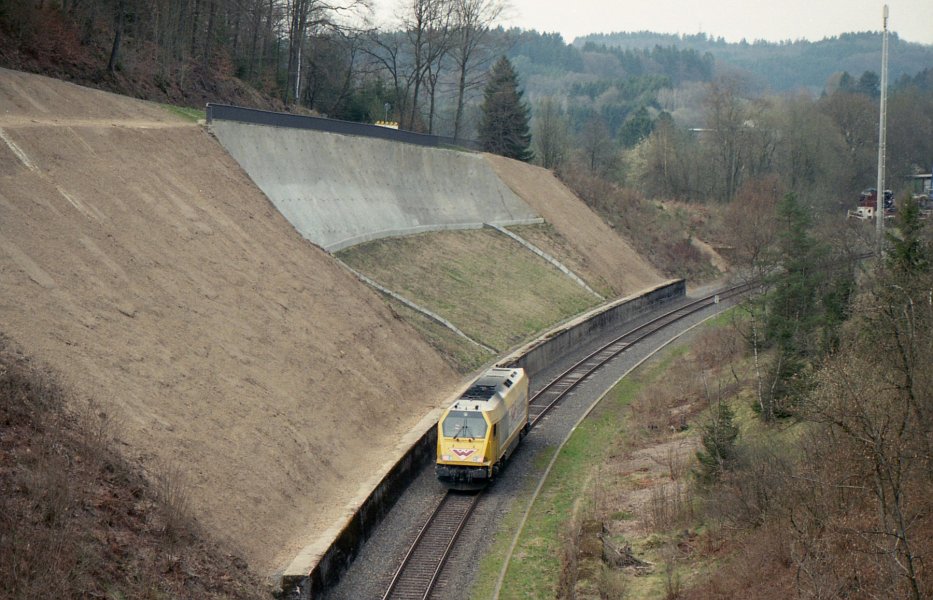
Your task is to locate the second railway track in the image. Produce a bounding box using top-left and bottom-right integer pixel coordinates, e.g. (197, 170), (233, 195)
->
(376, 284), (751, 600)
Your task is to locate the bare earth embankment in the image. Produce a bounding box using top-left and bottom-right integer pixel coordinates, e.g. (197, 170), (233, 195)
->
(485, 154), (663, 295)
(0, 68), (458, 577)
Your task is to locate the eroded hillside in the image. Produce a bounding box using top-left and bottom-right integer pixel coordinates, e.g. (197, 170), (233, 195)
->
(0, 68), (459, 574)
(485, 154), (663, 295)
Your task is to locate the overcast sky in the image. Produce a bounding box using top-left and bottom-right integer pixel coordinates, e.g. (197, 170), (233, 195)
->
(373, 1), (933, 45)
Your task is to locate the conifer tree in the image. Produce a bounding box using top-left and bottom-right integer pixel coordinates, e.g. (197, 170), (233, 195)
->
(695, 401), (739, 484)
(479, 56), (534, 161)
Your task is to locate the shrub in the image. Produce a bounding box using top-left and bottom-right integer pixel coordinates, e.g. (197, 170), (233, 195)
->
(694, 402), (739, 484)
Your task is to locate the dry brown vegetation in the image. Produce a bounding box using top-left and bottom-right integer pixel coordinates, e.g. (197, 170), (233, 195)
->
(558, 166), (728, 282)
(0, 3), (282, 110)
(677, 213), (933, 599)
(0, 335), (268, 598)
(551, 282), (927, 599)
(549, 325), (748, 599)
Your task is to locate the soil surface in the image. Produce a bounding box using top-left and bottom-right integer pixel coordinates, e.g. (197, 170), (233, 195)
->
(0, 67), (460, 577)
(485, 155), (663, 295)
(0, 67), (665, 583)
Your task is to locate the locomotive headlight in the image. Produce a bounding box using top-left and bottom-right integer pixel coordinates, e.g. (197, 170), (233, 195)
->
(442, 455), (451, 461)
(472, 456), (482, 463)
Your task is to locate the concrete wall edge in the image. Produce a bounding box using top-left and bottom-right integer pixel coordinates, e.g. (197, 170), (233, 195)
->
(275, 278), (685, 599)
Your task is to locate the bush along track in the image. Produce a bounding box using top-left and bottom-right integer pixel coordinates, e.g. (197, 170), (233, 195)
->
(487, 311), (741, 599)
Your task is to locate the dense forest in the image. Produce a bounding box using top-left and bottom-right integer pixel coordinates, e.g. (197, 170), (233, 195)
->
(578, 30), (933, 92)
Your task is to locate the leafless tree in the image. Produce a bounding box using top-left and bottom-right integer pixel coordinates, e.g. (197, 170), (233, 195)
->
(723, 176), (782, 419)
(399, 0), (453, 130)
(704, 76), (754, 202)
(533, 96), (568, 170)
(636, 114), (704, 200)
(449, 0), (505, 139)
(283, 0), (371, 106)
(363, 28), (413, 123)
(577, 115), (616, 176)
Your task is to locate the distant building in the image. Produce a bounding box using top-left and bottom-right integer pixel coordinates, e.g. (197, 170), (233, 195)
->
(911, 171), (932, 201)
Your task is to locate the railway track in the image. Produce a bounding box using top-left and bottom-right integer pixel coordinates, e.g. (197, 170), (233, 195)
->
(382, 492), (481, 600)
(379, 283), (752, 600)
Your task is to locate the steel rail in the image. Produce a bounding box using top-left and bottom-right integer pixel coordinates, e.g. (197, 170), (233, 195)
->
(381, 492), (481, 600)
(377, 283), (752, 600)
(527, 282), (752, 427)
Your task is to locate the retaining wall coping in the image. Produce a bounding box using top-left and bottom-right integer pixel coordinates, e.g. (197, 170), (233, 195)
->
(277, 279), (685, 598)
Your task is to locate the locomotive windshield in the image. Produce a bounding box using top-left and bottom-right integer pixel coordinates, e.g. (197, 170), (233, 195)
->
(442, 411), (488, 439)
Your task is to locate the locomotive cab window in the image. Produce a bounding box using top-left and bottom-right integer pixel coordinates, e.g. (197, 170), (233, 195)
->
(442, 411), (487, 439)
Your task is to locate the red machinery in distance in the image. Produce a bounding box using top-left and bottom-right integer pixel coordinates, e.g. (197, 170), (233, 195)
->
(848, 188), (895, 220)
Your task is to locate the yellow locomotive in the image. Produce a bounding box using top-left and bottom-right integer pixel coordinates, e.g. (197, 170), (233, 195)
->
(436, 367), (529, 489)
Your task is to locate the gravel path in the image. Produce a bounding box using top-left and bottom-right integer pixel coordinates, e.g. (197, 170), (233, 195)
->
(322, 293), (734, 600)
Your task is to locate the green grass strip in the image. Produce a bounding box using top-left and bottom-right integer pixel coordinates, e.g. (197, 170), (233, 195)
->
(160, 104), (205, 122)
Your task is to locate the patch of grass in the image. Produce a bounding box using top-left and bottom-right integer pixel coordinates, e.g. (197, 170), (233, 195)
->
(160, 103), (205, 122)
(338, 229), (601, 354)
(489, 358), (654, 599)
(703, 305), (738, 329)
(469, 463), (550, 600)
(386, 299), (493, 374)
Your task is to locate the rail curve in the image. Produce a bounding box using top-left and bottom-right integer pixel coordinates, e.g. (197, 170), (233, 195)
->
(378, 283), (752, 599)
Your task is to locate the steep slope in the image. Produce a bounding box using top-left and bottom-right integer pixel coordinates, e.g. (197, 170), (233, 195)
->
(0, 68), (458, 574)
(484, 155), (664, 294)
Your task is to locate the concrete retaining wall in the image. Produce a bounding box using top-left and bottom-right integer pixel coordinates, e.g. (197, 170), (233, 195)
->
(278, 279), (685, 599)
(503, 279), (686, 379)
(280, 425), (440, 599)
(206, 104), (482, 151)
(210, 120), (542, 252)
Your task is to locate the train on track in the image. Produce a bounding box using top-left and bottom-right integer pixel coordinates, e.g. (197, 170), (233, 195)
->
(436, 367), (529, 490)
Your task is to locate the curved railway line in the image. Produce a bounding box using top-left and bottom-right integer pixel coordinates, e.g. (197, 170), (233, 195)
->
(379, 283), (754, 600)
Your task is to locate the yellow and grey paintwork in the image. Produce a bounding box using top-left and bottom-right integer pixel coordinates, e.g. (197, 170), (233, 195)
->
(436, 367), (529, 489)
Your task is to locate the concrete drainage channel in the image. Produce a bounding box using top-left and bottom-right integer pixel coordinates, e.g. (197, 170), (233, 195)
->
(277, 279), (686, 600)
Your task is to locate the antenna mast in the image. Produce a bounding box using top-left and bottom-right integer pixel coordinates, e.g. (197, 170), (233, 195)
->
(876, 5), (889, 241)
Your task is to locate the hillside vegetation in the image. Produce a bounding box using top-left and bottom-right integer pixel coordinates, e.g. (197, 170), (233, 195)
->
(0, 337), (267, 598)
(338, 229), (602, 367)
(491, 196), (933, 599)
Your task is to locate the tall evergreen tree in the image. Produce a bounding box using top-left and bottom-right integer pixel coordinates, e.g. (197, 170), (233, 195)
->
(478, 56), (533, 161)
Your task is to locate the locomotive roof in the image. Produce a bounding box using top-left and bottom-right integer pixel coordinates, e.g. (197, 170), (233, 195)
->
(458, 367), (522, 402)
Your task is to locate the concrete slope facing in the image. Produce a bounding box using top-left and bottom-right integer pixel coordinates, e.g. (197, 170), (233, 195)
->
(0, 69), (459, 576)
(210, 120), (542, 251)
(484, 154), (663, 295)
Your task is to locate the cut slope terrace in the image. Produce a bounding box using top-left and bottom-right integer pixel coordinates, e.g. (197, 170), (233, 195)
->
(0, 67), (664, 588)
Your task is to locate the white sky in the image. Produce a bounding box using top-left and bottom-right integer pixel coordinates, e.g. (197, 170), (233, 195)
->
(373, 0), (933, 45)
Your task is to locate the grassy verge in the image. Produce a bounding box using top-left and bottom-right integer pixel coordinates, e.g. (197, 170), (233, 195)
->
(338, 229), (601, 354)
(474, 361), (658, 599)
(160, 103), (206, 122)
(479, 311), (748, 599)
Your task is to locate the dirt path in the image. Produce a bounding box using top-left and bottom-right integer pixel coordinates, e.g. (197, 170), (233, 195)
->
(0, 116), (195, 128)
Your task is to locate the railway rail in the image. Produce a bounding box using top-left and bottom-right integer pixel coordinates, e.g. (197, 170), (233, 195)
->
(380, 283), (752, 600)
